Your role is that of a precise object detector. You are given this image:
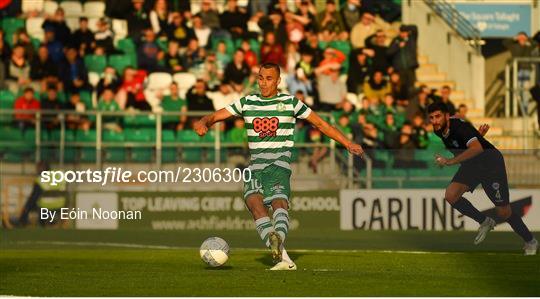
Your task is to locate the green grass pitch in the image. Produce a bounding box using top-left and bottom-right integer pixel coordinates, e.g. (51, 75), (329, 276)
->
(1, 229), (539, 296)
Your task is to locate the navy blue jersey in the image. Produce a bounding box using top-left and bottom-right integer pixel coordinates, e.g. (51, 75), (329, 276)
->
(435, 118), (499, 165)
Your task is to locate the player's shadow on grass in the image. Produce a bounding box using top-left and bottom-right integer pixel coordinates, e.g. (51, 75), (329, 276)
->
(205, 266), (233, 270)
(255, 252), (305, 266)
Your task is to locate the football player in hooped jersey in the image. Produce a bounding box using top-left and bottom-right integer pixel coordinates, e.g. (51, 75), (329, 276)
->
(194, 63), (364, 270)
(428, 102), (537, 255)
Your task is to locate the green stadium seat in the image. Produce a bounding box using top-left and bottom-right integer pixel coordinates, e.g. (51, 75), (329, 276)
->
(105, 148), (126, 162)
(76, 129), (96, 142)
(109, 54), (133, 74)
(117, 38), (136, 54)
(77, 129), (97, 162)
(124, 115), (156, 127)
(0, 127), (23, 141)
(384, 168), (408, 177)
(80, 148), (97, 162)
(131, 148), (153, 162)
(125, 128), (154, 142)
(0, 90), (16, 124)
(161, 148), (177, 163)
(162, 130), (175, 142)
(84, 55), (107, 74)
(102, 130), (125, 142)
(211, 37), (235, 56)
(402, 179), (447, 189)
(177, 130), (202, 163)
(50, 129), (76, 142)
(79, 91), (93, 109)
(373, 180), (400, 188)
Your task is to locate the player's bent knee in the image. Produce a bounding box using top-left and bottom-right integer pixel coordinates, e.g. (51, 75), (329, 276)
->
(497, 205), (512, 220)
(271, 198), (289, 210)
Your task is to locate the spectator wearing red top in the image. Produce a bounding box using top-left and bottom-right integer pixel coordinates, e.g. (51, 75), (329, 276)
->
(117, 67), (149, 110)
(260, 31), (285, 67)
(240, 39), (258, 69)
(14, 87), (40, 131)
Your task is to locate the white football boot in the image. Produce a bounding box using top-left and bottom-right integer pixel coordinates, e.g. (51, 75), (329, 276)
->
(524, 239), (538, 256)
(268, 232), (282, 263)
(474, 217), (496, 245)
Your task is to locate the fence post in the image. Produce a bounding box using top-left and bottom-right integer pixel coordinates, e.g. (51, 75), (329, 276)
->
(96, 112), (102, 169)
(215, 123), (221, 166)
(505, 63), (510, 117)
(35, 111), (41, 163)
(156, 113), (162, 169)
(59, 113), (65, 167)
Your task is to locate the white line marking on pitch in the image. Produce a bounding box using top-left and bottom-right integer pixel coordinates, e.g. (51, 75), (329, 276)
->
(7, 241), (519, 255)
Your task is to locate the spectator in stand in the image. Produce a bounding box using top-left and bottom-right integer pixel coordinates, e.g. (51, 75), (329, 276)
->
(365, 29), (390, 73)
(65, 93), (91, 130)
(44, 29), (64, 64)
(42, 7), (71, 45)
(346, 48), (371, 94)
(94, 18), (115, 55)
(6, 45), (32, 94)
(411, 113), (429, 149)
(226, 118), (248, 146)
(183, 38), (204, 70)
(363, 70), (390, 102)
(285, 43), (301, 74)
(192, 14), (212, 48)
(315, 61), (347, 110)
(220, 0), (248, 39)
(13, 30), (35, 61)
(199, 0), (221, 30)
(300, 32), (323, 66)
(294, 0), (318, 33)
(167, 12), (195, 47)
(455, 104), (469, 123)
(259, 10), (288, 47)
(224, 49), (250, 93)
(149, 0), (169, 36)
(394, 123), (424, 168)
(186, 80), (214, 126)
(215, 41), (231, 69)
(284, 11), (306, 44)
(317, 0), (345, 37)
(14, 87), (40, 131)
(389, 72), (408, 104)
(387, 24), (418, 98)
(164, 40), (184, 73)
(504, 31), (536, 105)
(117, 67), (148, 110)
(296, 49), (315, 81)
(351, 11), (380, 49)
(433, 85), (456, 116)
(160, 82), (187, 130)
(287, 67), (313, 97)
(137, 28), (163, 72)
(72, 17), (95, 57)
(240, 39), (258, 69)
(98, 88), (122, 132)
(406, 88), (429, 122)
(381, 112), (400, 149)
(127, 0), (151, 41)
(40, 87), (63, 130)
(200, 52), (223, 90)
(96, 66), (122, 96)
(260, 31), (285, 67)
(340, 0), (362, 32)
(59, 47), (90, 93)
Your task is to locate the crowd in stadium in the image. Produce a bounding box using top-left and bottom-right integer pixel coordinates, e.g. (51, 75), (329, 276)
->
(2, 0), (538, 168)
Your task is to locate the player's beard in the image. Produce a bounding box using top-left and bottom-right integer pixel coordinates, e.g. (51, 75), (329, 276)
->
(434, 119), (448, 135)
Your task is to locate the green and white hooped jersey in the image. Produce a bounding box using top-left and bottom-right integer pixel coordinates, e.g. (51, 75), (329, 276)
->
(225, 93), (312, 172)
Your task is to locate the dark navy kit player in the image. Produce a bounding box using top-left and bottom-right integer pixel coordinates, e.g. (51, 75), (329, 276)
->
(427, 102), (537, 255)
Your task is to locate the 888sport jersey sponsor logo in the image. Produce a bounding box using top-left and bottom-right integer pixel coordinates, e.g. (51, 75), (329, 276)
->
(253, 117), (280, 138)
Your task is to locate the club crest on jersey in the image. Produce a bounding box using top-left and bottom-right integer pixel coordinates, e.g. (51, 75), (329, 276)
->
(276, 102), (285, 112)
(452, 140), (459, 148)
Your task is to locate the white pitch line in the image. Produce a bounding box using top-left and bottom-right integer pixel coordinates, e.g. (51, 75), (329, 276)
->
(6, 241), (520, 255)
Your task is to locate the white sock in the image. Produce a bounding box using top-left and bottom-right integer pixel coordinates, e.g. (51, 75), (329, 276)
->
(281, 245), (293, 263)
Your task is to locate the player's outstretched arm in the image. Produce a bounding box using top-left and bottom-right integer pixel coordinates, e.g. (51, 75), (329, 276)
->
(194, 108), (233, 136)
(436, 139), (484, 166)
(305, 111), (364, 158)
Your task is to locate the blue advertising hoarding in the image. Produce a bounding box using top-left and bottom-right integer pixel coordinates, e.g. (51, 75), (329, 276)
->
(455, 4), (531, 37)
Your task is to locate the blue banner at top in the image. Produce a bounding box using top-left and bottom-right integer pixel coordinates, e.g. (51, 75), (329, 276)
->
(454, 4), (531, 37)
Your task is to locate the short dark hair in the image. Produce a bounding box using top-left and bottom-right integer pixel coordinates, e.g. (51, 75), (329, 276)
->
(427, 102), (449, 114)
(260, 62), (280, 76)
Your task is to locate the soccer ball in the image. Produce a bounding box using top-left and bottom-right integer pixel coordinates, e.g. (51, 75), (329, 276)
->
(199, 237), (229, 267)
